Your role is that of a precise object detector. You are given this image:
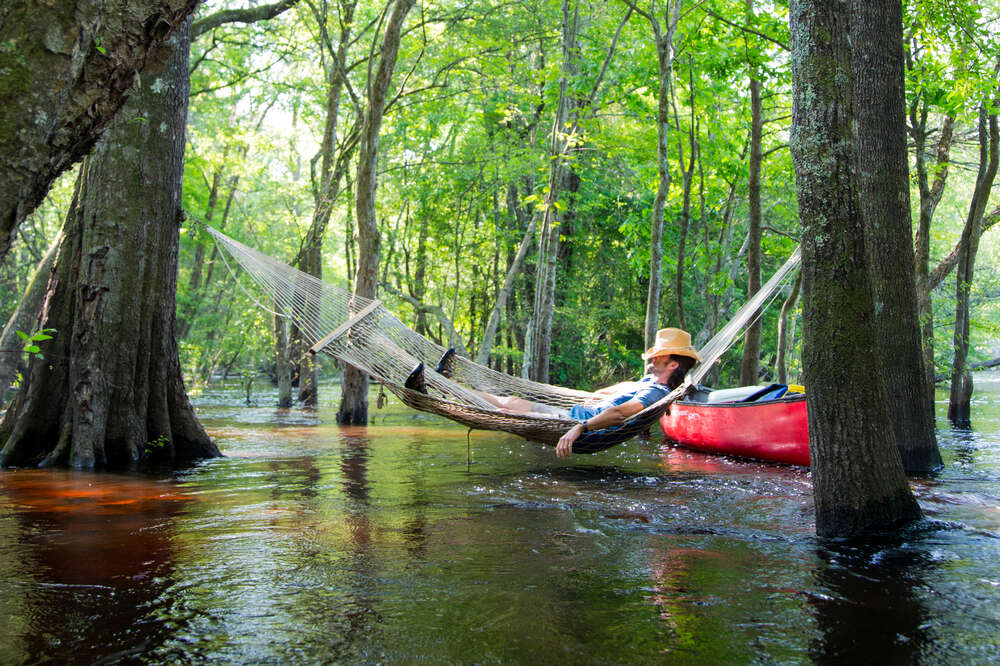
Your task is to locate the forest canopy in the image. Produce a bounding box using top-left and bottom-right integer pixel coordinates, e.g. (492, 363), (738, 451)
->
(2, 0), (998, 398)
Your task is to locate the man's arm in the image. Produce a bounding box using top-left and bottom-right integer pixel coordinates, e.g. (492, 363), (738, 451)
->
(555, 399), (645, 458)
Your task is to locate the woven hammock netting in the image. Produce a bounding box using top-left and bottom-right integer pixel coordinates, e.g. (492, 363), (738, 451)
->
(208, 227), (801, 453)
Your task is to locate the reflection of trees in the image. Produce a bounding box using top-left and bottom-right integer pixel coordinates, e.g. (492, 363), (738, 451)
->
(0, 470), (188, 662)
(400, 438), (429, 562)
(948, 426), (979, 467)
(337, 430), (379, 647)
(809, 542), (931, 663)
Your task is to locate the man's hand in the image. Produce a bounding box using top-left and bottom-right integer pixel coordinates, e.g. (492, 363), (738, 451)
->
(556, 423), (586, 458)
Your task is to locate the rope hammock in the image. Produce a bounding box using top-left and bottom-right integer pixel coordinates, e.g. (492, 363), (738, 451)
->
(207, 227), (801, 453)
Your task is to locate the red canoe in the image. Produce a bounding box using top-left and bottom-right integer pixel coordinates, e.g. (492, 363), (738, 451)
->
(658, 385), (810, 466)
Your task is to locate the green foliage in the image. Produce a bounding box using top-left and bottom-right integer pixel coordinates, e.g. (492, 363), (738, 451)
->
(10, 0), (995, 399)
(15, 328), (56, 358)
(142, 434), (170, 459)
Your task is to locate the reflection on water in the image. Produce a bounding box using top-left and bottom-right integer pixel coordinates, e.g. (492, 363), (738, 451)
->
(0, 374), (998, 663)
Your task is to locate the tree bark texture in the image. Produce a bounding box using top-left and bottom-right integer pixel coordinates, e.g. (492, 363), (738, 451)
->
(0, 21), (219, 468)
(740, 46), (763, 386)
(852, 0), (940, 472)
(338, 0), (413, 425)
(949, 102), (999, 426)
(0, 0), (199, 264)
(789, 0), (920, 536)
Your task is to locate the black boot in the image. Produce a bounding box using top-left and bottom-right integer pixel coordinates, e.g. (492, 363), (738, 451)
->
(404, 362), (427, 394)
(435, 348), (457, 378)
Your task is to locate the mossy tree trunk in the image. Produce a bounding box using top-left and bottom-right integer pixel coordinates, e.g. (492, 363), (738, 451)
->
(851, 0), (941, 473)
(0, 21), (219, 468)
(789, 0), (920, 537)
(0, 0), (199, 263)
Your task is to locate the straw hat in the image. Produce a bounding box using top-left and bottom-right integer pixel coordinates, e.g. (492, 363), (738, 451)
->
(641, 327), (701, 362)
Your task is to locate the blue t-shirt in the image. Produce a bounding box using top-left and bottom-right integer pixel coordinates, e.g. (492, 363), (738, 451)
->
(568, 375), (671, 421)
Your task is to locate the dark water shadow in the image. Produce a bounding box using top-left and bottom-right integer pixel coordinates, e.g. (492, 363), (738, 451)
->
(0, 469), (189, 664)
(808, 524), (940, 663)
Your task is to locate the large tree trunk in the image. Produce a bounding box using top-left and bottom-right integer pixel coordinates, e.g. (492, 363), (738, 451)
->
(0, 0), (199, 264)
(337, 0), (414, 424)
(949, 100), (999, 426)
(852, 0), (941, 473)
(0, 21), (218, 468)
(789, 0), (920, 537)
(740, 23), (763, 386)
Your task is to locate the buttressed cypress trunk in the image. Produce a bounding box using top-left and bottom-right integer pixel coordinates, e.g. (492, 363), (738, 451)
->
(788, 0), (920, 536)
(0, 21), (219, 468)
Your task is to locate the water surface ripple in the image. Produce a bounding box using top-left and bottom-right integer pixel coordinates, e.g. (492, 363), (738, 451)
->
(1, 375), (999, 663)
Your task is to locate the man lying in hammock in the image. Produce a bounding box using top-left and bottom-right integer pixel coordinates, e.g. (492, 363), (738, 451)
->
(404, 328), (700, 459)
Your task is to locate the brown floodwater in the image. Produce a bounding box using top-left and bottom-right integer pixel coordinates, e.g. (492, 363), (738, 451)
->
(1, 374), (999, 664)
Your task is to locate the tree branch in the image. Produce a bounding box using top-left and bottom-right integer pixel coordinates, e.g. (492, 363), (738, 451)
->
(929, 205), (1000, 290)
(935, 356), (1000, 382)
(379, 281), (469, 357)
(699, 6), (789, 52)
(192, 0), (300, 38)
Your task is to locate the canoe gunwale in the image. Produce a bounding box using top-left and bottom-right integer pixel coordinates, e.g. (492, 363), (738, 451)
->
(659, 392), (810, 466)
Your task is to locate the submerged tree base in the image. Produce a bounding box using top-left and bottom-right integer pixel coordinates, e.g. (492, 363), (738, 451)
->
(0, 21), (219, 469)
(814, 489), (922, 538)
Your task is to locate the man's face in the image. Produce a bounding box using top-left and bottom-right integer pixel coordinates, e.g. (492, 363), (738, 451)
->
(646, 356), (678, 383)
